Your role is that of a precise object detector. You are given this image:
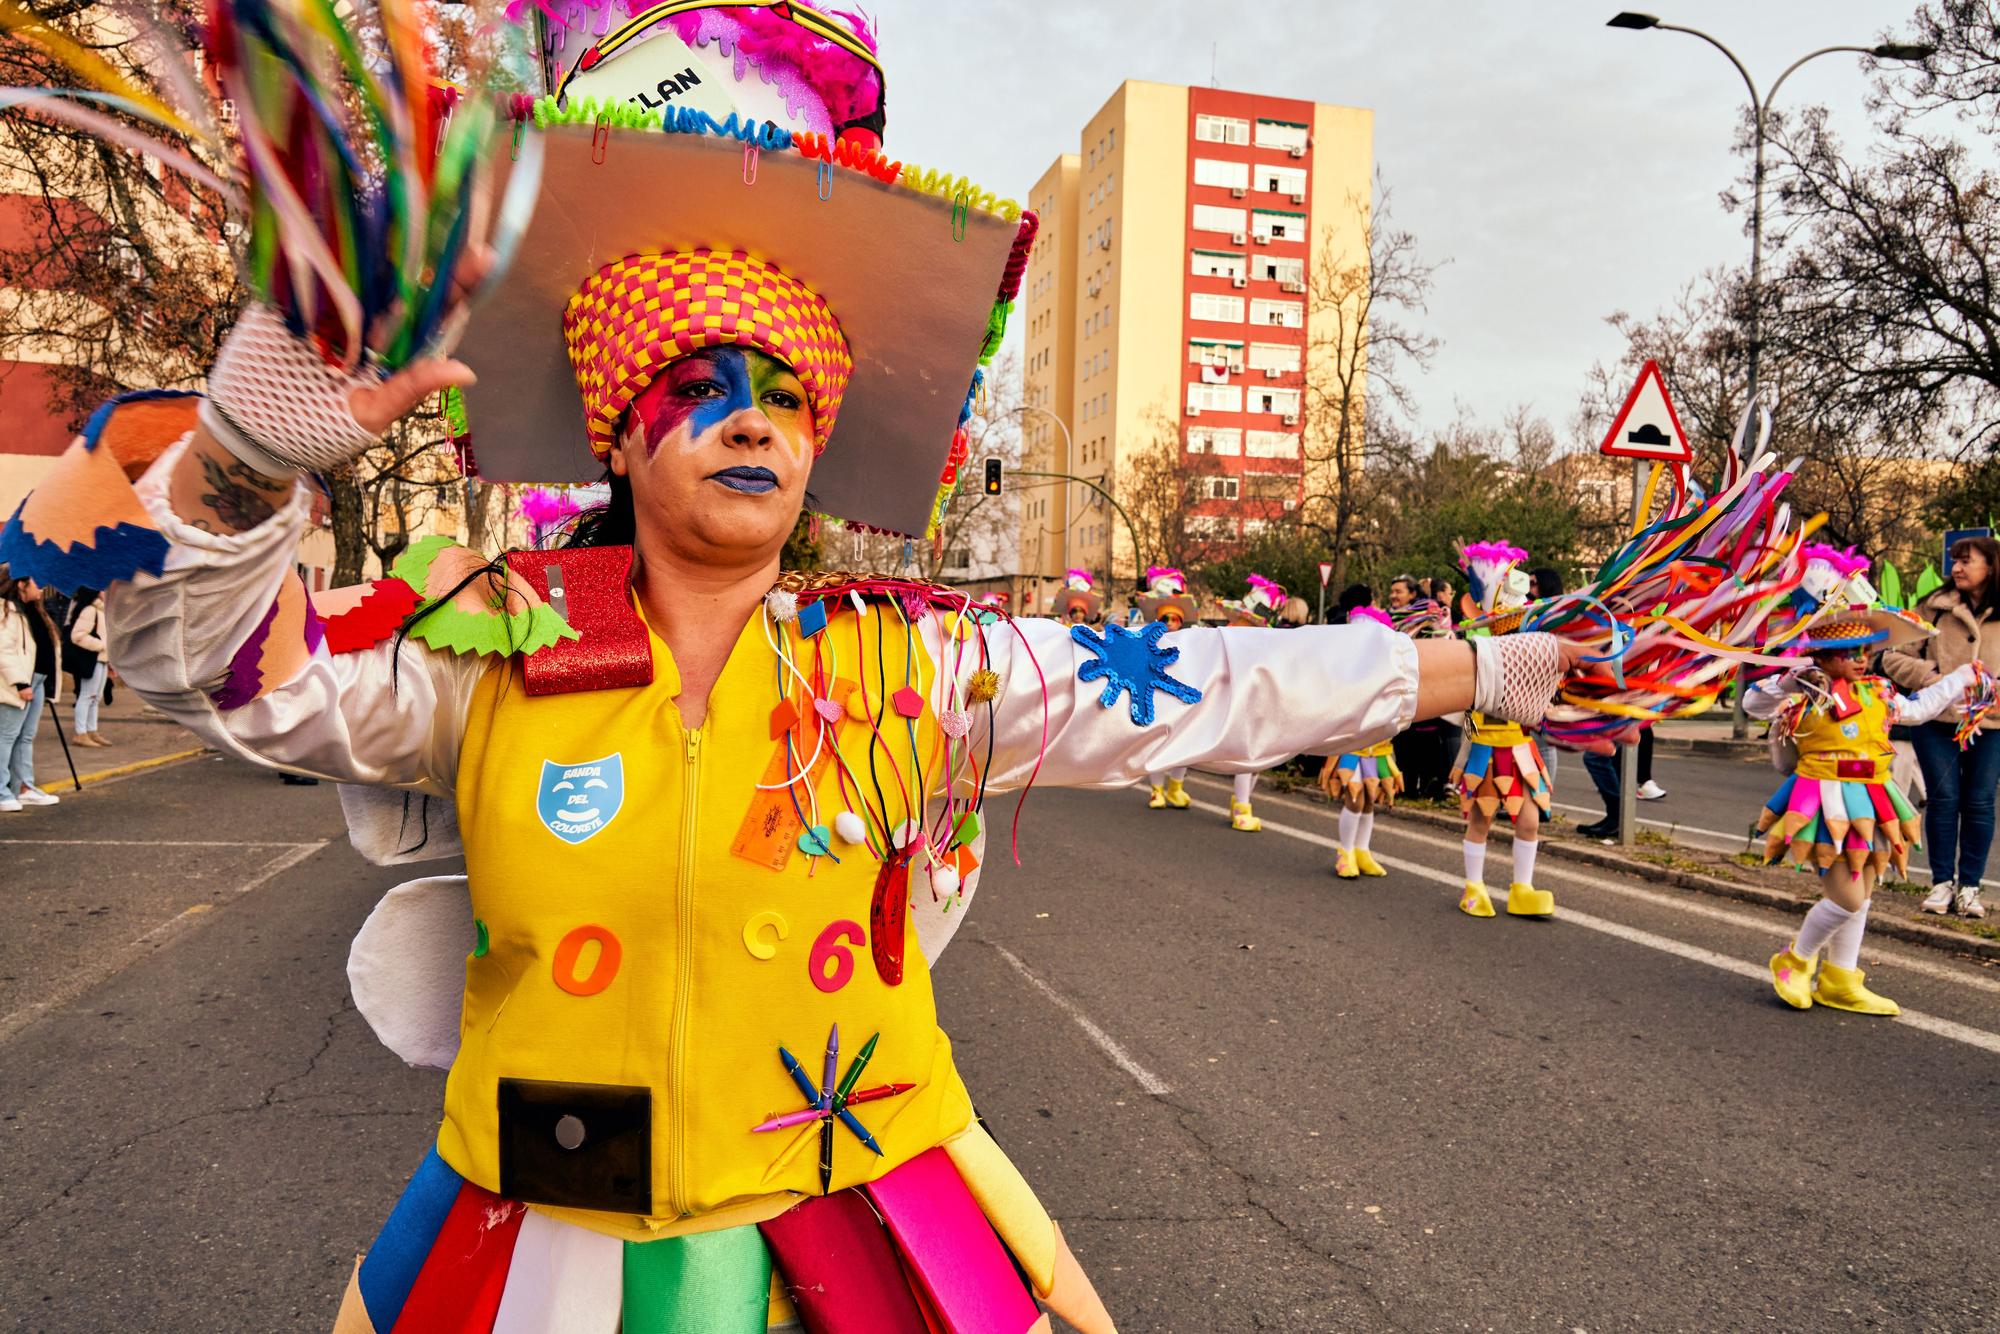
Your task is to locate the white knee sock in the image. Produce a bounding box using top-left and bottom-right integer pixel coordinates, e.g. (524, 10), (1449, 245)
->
(1170, 768), (1187, 782)
(1147, 773), (1165, 788)
(1826, 901), (1871, 969)
(1463, 840), (1487, 886)
(1794, 898), (1856, 960)
(1337, 808), (1360, 852)
(1358, 812), (1375, 852)
(1512, 838), (1539, 887)
(1233, 772), (1256, 804)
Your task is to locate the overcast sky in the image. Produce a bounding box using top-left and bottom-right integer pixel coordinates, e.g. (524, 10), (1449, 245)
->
(870, 0), (1919, 439)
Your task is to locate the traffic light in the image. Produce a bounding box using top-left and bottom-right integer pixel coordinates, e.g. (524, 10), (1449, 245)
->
(983, 457), (1003, 495)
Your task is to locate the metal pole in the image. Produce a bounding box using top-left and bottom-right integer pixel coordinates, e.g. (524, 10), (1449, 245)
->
(1317, 582), (1326, 626)
(1012, 469), (1146, 594)
(1621, 458), (1643, 847)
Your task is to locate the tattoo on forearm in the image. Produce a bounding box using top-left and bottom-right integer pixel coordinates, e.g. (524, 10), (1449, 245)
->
(197, 453), (289, 531)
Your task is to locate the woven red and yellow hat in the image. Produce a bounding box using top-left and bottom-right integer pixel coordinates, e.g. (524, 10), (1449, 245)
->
(564, 249), (854, 458)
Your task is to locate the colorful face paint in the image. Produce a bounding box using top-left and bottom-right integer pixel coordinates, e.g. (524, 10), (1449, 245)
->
(630, 347), (813, 461)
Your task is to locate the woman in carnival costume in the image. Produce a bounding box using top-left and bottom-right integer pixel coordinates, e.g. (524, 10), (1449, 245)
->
(1205, 574), (1293, 832)
(1450, 544), (1557, 920)
(1322, 604), (1403, 879)
(1753, 548), (1990, 1017)
(1137, 567), (1200, 811)
(1055, 569), (1101, 626)
(0, 3), (1603, 1327)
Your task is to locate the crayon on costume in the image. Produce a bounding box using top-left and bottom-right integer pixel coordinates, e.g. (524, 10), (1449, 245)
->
(1327, 607), (1403, 880)
(1056, 569), (1102, 624)
(1138, 568), (1201, 810)
(0, 5), (1500, 1326)
(1452, 544), (1555, 921)
(1752, 548), (1991, 1017)
(1215, 574), (1291, 833)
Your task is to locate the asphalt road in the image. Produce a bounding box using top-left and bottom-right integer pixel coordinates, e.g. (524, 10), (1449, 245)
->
(3, 755), (1998, 1332)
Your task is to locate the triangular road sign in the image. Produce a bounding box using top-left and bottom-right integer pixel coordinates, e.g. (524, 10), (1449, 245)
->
(1598, 360), (1693, 463)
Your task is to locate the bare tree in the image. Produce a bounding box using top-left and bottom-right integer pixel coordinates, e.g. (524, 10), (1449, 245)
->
(1297, 182), (1443, 588)
(1116, 407), (1227, 578)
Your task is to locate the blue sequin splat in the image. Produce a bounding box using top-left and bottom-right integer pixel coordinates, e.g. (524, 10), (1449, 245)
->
(1070, 621), (1204, 726)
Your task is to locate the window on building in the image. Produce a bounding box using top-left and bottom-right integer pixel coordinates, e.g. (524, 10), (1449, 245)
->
(1258, 166), (1307, 197)
(1246, 430), (1301, 458)
(1188, 383), (1242, 413)
(1254, 118), (1310, 152)
(1107, 127), (1115, 151)
(1248, 343), (1302, 373)
(1193, 158), (1251, 190)
(1192, 249), (1247, 280)
(1203, 476), (1240, 501)
(1252, 208), (1305, 243)
(1241, 518), (1274, 537)
(1190, 292), (1246, 323)
(1188, 339), (1245, 371)
(1258, 258), (1306, 286)
(943, 548), (971, 571)
(1192, 204), (1248, 234)
(1243, 472), (1298, 501)
(1250, 387), (1302, 416)
(1195, 114), (1251, 145)
(1250, 298), (1304, 328)
(1187, 427), (1242, 456)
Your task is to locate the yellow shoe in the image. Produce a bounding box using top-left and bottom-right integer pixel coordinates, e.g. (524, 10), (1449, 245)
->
(1230, 801), (1262, 832)
(1459, 882), (1495, 918)
(1335, 850), (1360, 879)
(1769, 947), (1815, 1011)
(1506, 883), (1555, 918)
(1354, 849), (1388, 878)
(1812, 962), (1900, 1017)
(1147, 785), (1167, 810)
(1165, 779), (1191, 810)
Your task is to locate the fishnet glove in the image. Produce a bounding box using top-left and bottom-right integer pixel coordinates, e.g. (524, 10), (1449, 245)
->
(202, 305), (385, 477)
(1472, 632), (1564, 728)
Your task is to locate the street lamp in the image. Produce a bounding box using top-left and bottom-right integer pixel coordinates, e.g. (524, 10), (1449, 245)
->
(1607, 13), (1932, 738)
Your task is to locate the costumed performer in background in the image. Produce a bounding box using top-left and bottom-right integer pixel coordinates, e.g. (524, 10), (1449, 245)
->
(1056, 569), (1101, 626)
(1451, 544), (1556, 920)
(0, 3), (1596, 1328)
(1138, 566), (1201, 811)
(1322, 603), (1403, 879)
(1753, 549), (1990, 1017)
(1212, 574), (1293, 832)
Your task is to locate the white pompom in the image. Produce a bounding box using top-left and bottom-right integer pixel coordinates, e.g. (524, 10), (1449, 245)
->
(834, 811), (869, 845)
(765, 589), (800, 622)
(930, 864), (962, 898)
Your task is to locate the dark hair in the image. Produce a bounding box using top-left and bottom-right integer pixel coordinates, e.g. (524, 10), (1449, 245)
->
(566, 471), (636, 549)
(1530, 566), (1564, 598)
(1336, 583), (1373, 614)
(1949, 535), (1998, 612)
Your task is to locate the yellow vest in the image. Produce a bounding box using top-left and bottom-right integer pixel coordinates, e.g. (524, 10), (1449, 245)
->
(1791, 678), (1894, 783)
(441, 603), (976, 1239)
(1467, 712), (1528, 748)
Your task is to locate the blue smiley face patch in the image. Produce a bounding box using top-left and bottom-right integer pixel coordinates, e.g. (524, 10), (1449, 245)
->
(538, 754), (624, 844)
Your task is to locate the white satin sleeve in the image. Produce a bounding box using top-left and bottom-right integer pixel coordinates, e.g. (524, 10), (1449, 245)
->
(928, 616), (1420, 792)
(103, 435), (485, 794)
(1890, 665), (1978, 728)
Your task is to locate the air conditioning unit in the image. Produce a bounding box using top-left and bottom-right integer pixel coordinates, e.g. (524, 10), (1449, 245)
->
(1187, 405), (1202, 417)
(1282, 280), (1305, 294)
(1229, 187), (1247, 198)
(1288, 146), (1307, 159)
(1283, 413), (1300, 426)
(1290, 192), (1306, 204)
(1230, 231), (1247, 244)
(1283, 499), (1298, 511)
(1263, 368), (1281, 379)
(1254, 234), (1271, 245)
(1231, 276), (1247, 289)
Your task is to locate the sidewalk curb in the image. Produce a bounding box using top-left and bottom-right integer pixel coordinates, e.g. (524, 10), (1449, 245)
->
(61, 746), (211, 792)
(1378, 801), (2000, 963)
(1652, 735), (1763, 757)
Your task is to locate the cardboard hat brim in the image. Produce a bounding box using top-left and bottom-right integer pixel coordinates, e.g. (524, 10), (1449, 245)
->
(1058, 589), (1103, 616)
(1792, 605), (1936, 652)
(1137, 593), (1198, 623)
(457, 126), (1021, 536)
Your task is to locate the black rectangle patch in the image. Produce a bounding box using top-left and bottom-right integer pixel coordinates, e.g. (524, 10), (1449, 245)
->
(497, 1077), (652, 1215)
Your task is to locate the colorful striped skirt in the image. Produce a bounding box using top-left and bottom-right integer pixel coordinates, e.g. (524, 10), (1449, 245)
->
(1456, 740), (1552, 824)
(1757, 774), (1921, 876)
(1333, 745), (1403, 805)
(333, 1125), (1111, 1333)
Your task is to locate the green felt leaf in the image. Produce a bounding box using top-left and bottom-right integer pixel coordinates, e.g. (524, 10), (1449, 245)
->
(391, 535), (579, 659)
(1915, 564), (1945, 600)
(1879, 562), (1903, 608)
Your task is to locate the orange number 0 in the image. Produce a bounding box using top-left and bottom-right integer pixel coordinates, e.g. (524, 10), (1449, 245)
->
(552, 925), (622, 997)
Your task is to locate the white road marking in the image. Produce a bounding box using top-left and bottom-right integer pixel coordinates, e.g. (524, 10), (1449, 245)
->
(0, 839), (320, 848)
(1179, 791), (2000, 1058)
(0, 841), (329, 1045)
(1186, 775), (2000, 998)
(981, 938), (1173, 1096)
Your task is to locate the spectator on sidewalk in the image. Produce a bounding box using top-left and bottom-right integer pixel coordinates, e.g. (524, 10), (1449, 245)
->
(1577, 732), (1657, 840)
(1882, 534), (2000, 918)
(65, 590), (112, 748)
(0, 574), (62, 811)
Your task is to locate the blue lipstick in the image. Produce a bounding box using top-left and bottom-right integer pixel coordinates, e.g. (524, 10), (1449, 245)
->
(710, 465), (779, 495)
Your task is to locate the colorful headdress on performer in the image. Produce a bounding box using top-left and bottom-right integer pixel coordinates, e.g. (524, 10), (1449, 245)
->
(1221, 574), (1286, 627)
(452, 1), (1036, 539)
(1349, 605), (1393, 630)
(1137, 566), (1199, 625)
(1461, 542), (1531, 620)
(1055, 568), (1101, 618)
(1391, 599), (1450, 639)
(1774, 546), (1935, 652)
